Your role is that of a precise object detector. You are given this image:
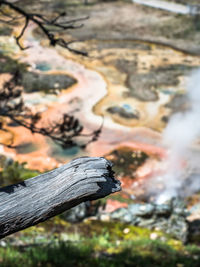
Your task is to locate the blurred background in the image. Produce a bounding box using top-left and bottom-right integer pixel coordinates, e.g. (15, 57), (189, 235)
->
(1, 0), (200, 266)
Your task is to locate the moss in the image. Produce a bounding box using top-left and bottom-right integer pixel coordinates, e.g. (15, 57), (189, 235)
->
(167, 239), (184, 251)
(79, 220), (175, 245)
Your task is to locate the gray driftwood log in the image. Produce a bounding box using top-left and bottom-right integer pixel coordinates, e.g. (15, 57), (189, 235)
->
(0, 157), (121, 238)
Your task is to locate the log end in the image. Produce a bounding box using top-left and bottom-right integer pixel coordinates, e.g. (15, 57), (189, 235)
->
(70, 156), (121, 200)
(95, 157), (121, 198)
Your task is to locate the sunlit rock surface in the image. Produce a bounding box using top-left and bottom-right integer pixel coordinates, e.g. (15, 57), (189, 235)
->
(107, 198), (189, 242)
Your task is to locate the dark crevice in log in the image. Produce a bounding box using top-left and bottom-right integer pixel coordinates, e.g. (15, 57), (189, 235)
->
(0, 157), (121, 239)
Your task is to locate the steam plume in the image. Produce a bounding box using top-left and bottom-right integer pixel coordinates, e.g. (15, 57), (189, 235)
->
(156, 69), (200, 203)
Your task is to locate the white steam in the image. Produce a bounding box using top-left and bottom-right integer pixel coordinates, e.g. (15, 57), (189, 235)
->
(156, 69), (200, 204)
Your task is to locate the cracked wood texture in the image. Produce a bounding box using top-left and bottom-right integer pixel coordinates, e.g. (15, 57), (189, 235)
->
(0, 157), (121, 238)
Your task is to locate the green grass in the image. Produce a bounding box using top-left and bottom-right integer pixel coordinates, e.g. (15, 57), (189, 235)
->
(1, 236), (200, 267)
(1, 220), (200, 267)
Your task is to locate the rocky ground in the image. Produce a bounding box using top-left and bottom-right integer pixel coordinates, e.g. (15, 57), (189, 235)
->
(1, 0), (200, 163)
(1, 1), (200, 263)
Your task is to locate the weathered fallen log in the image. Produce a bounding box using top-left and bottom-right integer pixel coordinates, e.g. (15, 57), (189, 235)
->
(0, 157), (121, 238)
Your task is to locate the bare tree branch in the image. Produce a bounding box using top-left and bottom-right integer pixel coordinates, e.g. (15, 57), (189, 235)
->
(15, 17), (30, 50)
(0, 0), (88, 55)
(0, 2), (101, 149)
(0, 73), (102, 149)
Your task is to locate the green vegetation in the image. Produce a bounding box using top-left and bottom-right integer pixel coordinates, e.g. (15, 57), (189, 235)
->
(1, 220), (200, 267)
(0, 160), (39, 187)
(1, 1), (200, 266)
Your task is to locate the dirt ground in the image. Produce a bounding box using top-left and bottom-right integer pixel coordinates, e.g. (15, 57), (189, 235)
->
(55, 1), (200, 130)
(64, 1), (200, 52)
(1, 0), (200, 170)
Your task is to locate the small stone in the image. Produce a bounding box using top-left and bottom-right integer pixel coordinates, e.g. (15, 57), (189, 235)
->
(193, 255), (199, 260)
(123, 213), (134, 223)
(0, 240), (6, 247)
(61, 233), (69, 241)
(150, 232), (158, 240)
(155, 204), (171, 216)
(123, 228), (130, 234)
(107, 106), (140, 119)
(130, 216), (141, 225)
(85, 216), (98, 221)
(130, 194), (136, 200)
(100, 214), (110, 222)
(138, 218), (156, 227)
(62, 202), (89, 223)
(54, 82), (60, 88)
(110, 208), (129, 219)
(140, 205), (146, 211)
(128, 203), (155, 216)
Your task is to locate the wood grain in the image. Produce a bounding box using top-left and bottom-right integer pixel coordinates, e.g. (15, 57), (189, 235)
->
(0, 157), (121, 238)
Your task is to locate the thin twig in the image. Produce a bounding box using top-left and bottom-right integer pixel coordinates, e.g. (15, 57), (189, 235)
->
(0, 0), (88, 55)
(15, 17), (30, 50)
